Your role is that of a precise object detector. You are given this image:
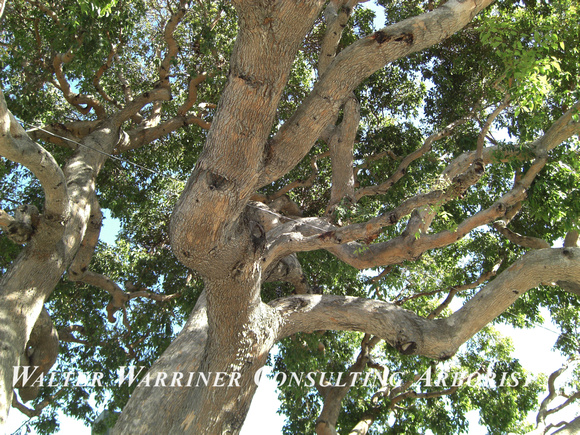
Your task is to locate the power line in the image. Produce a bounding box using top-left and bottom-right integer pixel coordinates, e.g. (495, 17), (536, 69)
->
(18, 117), (185, 184)
(14, 117), (332, 233)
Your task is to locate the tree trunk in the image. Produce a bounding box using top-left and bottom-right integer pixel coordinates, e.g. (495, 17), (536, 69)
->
(0, 116), (120, 426)
(112, 1), (507, 433)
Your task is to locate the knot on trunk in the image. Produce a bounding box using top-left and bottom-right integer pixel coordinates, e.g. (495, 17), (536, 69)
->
(4, 204), (40, 244)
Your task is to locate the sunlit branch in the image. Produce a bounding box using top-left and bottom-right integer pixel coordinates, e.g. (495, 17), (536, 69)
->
(70, 270), (180, 326)
(394, 260), (503, 321)
(355, 116), (473, 201)
(493, 220), (550, 249)
(316, 333), (380, 435)
(0, 90), (68, 222)
(535, 358), (580, 433)
(12, 389), (66, 418)
(532, 100), (580, 154)
(264, 160), (485, 268)
(475, 95), (510, 160)
(326, 95), (360, 213)
(114, 87), (171, 126)
(177, 74), (208, 116)
(158, 0), (189, 90)
(52, 48), (107, 119)
(118, 114), (210, 153)
(68, 195), (102, 278)
(271, 248), (580, 360)
(318, 0), (359, 75)
(259, 0), (495, 187)
(26, 120), (102, 149)
(93, 41), (122, 108)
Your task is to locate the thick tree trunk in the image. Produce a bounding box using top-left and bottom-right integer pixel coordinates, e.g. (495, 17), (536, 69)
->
(115, 2), (326, 433)
(113, 281), (282, 434)
(114, 1), (504, 433)
(0, 118), (120, 426)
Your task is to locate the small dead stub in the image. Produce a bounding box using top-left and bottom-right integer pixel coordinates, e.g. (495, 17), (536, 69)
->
(396, 340), (417, 355)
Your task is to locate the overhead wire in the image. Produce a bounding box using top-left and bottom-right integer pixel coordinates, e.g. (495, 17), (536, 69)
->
(13, 116), (334, 233)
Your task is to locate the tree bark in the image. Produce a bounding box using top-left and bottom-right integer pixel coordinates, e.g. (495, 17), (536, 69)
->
(114, 1), (519, 433)
(0, 88), (122, 425)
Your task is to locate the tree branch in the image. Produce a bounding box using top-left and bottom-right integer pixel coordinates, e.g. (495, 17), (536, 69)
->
(158, 0), (189, 90)
(259, 0), (495, 187)
(113, 87), (172, 127)
(52, 50), (107, 118)
(493, 220), (550, 249)
(318, 1), (355, 75)
(326, 95), (360, 213)
(394, 260), (503, 320)
(118, 113), (210, 153)
(177, 74), (208, 116)
(69, 269), (180, 325)
(270, 248), (580, 360)
(58, 325), (89, 345)
(0, 89), (68, 224)
(316, 334), (380, 435)
(264, 159), (485, 269)
(12, 389), (66, 418)
(355, 115), (472, 200)
(93, 40), (122, 108)
(68, 195), (102, 278)
(26, 120), (102, 149)
(535, 358), (580, 432)
(475, 94), (510, 160)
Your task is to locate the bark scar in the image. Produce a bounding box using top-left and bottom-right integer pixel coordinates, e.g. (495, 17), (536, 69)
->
(206, 171), (229, 191)
(371, 31), (414, 45)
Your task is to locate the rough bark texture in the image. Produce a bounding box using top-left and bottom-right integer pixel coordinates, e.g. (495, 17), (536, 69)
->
(114, 1), (580, 433)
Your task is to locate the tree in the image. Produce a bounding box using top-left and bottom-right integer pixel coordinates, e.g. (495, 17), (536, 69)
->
(1, 0), (579, 433)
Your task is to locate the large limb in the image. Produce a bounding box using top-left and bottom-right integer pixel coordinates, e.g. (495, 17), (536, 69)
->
(259, 0), (495, 187)
(0, 90), (122, 426)
(270, 248), (580, 360)
(0, 89), (68, 224)
(319, 1), (362, 214)
(117, 114), (211, 153)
